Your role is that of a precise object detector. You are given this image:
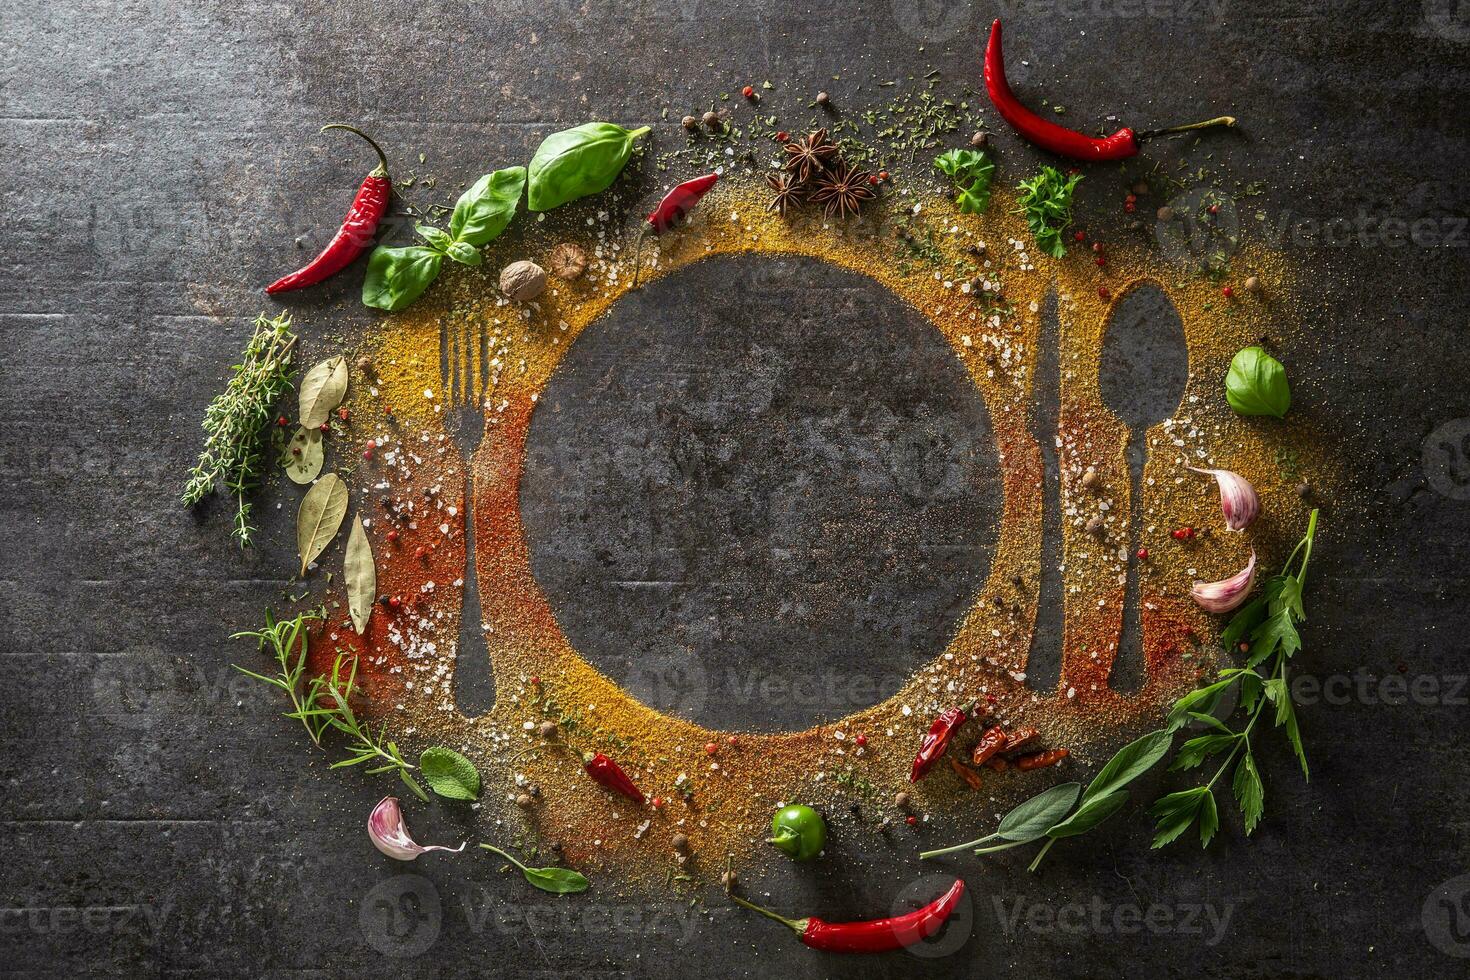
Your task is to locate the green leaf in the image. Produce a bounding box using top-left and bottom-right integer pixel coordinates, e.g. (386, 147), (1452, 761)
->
(296, 473), (348, 576)
(1220, 585), (1273, 652)
(1169, 733), (1239, 771)
(1225, 346), (1291, 418)
(955, 182), (992, 215)
(1232, 752), (1265, 834)
(362, 246), (443, 312)
(1248, 608), (1300, 666)
(1239, 671), (1265, 713)
(420, 746), (481, 800)
(444, 241), (482, 267)
(1273, 576), (1305, 620)
(1198, 789), (1220, 847)
(1046, 789), (1129, 839)
(1267, 684), (1309, 779)
(527, 124), (649, 212)
(416, 224), (453, 252)
(1015, 166), (1082, 258)
(934, 148), (986, 178)
(521, 865), (591, 895)
(935, 149), (994, 214)
(1167, 678), (1238, 732)
(281, 426), (324, 484)
(1083, 729), (1174, 798)
(400, 768), (429, 803)
(344, 513), (375, 636)
(1149, 787), (1210, 848)
(449, 167), (526, 245)
(298, 355), (349, 429)
(994, 782), (1082, 842)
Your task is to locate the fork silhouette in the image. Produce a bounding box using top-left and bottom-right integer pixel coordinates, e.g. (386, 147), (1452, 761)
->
(441, 315), (494, 717)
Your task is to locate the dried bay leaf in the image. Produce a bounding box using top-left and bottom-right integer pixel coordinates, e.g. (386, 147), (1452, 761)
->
(297, 473), (348, 576)
(299, 355), (348, 429)
(282, 426), (324, 484)
(345, 512), (375, 635)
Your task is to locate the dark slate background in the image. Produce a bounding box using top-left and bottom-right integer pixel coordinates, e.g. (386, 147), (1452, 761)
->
(4, 1), (1469, 976)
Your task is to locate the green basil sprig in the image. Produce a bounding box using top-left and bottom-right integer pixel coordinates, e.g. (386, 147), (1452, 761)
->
(1225, 345), (1291, 418)
(362, 166), (526, 311)
(527, 123), (650, 212)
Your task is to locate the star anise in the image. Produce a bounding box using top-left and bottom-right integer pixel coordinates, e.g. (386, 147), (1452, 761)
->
(782, 128), (839, 184)
(810, 162), (876, 219)
(765, 171), (805, 217)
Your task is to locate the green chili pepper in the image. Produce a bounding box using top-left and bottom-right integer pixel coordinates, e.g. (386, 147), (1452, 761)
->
(767, 804), (827, 861)
(527, 122), (650, 212)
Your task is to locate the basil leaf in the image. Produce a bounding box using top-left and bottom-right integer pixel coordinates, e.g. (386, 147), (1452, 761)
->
(416, 224), (453, 252)
(521, 866), (590, 895)
(420, 746), (481, 800)
(527, 123), (650, 212)
(1225, 346), (1291, 418)
(449, 167), (526, 246)
(1082, 729), (1173, 797)
(1046, 789), (1129, 839)
(444, 241), (482, 267)
(362, 245), (443, 312)
(994, 782), (1082, 842)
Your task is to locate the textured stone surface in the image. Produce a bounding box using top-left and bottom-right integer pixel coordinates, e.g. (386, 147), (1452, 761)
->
(3, 1), (1470, 976)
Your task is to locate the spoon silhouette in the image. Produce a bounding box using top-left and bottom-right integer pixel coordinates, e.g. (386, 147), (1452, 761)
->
(1098, 286), (1188, 690)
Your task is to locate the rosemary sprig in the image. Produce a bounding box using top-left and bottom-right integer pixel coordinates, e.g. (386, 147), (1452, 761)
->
(231, 609), (329, 747)
(232, 610), (429, 801)
(183, 312), (298, 547)
(319, 651), (429, 802)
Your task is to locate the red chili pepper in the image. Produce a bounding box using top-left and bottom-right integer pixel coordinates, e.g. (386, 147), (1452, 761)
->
(984, 21), (1235, 162)
(909, 700), (979, 783)
(266, 125), (391, 294)
(631, 172), (719, 286)
(732, 879), (965, 953)
(583, 751), (645, 803)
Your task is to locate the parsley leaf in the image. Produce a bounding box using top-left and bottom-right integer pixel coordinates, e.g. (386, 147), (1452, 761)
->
(1016, 166), (1083, 258)
(934, 148), (994, 214)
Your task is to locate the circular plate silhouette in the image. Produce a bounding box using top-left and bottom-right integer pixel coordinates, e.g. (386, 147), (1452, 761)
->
(519, 254), (1002, 730)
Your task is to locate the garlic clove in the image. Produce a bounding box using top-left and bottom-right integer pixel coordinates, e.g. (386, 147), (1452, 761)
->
(368, 796), (466, 861)
(1191, 550), (1257, 614)
(1189, 466), (1259, 531)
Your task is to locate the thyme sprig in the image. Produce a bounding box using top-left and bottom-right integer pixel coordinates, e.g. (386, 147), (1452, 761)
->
(183, 313), (298, 547)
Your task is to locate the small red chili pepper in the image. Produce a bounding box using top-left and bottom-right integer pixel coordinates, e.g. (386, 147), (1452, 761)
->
(1016, 748), (1071, 771)
(731, 879), (965, 954)
(266, 125), (391, 294)
(583, 751), (646, 803)
(984, 21), (1235, 162)
(909, 700), (979, 783)
(970, 725), (1008, 766)
(631, 172), (719, 286)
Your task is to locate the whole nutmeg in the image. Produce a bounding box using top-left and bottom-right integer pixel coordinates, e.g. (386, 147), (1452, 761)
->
(671, 833), (690, 853)
(681, 114), (699, 131)
(537, 720), (557, 738)
(499, 260), (546, 302)
(548, 242), (587, 280)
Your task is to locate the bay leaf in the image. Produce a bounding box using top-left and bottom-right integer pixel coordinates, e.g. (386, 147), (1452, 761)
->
(282, 426), (324, 484)
(344, 512), (375, 635)
(297, 473), (348, 576)
(299, 355), (348, 429)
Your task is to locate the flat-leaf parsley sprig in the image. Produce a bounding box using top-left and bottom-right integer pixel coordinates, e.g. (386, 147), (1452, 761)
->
(1016, 166), (1083, 258)
(1149, 509), (1320, 848)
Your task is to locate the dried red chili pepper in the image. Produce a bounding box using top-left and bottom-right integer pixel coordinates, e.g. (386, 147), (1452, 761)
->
(631, 172), (718, 285)
(909, 700), (979, 783)
(1015, 748), (1071, 771)
(949, 756), (984, 791)
(731, 878), (965, 953)
(582, 751), (645, 803)
(984, 21), (1235, 161)
(970, 725), (1008, 766)
(267, 125), (391, 294)
(1001, 726), (1040, 756)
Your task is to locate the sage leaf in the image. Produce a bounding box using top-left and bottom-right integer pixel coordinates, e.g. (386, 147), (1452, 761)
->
(344, 513), (375, 635)
(420, 746), (481, 800)
(362, 245), (443, 312)
(994, 782), (1081, 842)
(527, 123), (649, 212)
(449, 167), (526, 246)
(1081, 729), (1173, 798)
(282, 426), (324, 484)
(298, 356), (348, 429)
(1225, 346), (1290, 418)
(479, 844), (590, 895)
(297, 473), (348, 576)
(1046, 789), (1129, 839)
